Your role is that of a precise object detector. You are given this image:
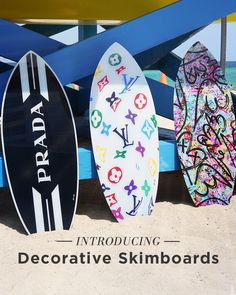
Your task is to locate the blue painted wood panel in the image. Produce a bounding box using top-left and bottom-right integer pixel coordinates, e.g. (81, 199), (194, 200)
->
(43, 0), (236, 87)
(1, 0), (233, 96)
(0, 139), (179, 187)
(0, 19), (65, 61)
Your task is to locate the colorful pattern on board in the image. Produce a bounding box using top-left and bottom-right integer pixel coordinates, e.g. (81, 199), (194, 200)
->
(90, 42), (159, 221)
(174, 42), (236, 206)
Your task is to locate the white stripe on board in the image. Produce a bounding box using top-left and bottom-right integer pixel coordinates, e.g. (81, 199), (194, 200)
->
(32, 188), (45, 232)
(51, 185), (63, 230)
(37, 55), (49, 101)
(19, 56), (30, 103)
(45, 199), (52, 231)
(30, 53), (36, 90)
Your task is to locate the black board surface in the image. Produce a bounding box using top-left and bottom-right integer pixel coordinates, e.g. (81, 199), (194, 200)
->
(1, 51), (79, 234)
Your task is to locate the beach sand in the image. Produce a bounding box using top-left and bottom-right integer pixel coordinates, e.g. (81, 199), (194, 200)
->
(0, 175), (235, 295)
(0, 115), (235, 295)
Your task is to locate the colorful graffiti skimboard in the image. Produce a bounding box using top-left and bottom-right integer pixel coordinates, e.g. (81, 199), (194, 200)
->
(174, 42), (236, 206)
(90, 42), (159, 221)
(1, 51), (79, 234)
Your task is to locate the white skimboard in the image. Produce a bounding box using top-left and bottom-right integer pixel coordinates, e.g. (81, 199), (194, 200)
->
(90, 42), (159, 221)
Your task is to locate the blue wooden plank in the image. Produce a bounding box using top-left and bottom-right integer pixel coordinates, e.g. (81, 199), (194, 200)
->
(0, 0), (235, 110)
(0, 19), (65, 61)
(101, 25), (115, 30)
(0, 26), (198, 97)
(148, 52), (182, 81)
(78, 147), (98, 180)
(0, 30), (198, 105)
(41, 0), (235, 87)
(0, 157), (7, 187)
(70, 32), (203, 117)
(0, 139), (179, 187)
(76, 28), (201, 90)
(0, 62), (13, 73)
(23, 24), (75, 36)
(68, 78), (174, 119)
(0, 21), (226, 103)
(147, 78), (174, 120)
(159, 140), (180, 172)
(64, 86), (83, 115)
(74, 87), (91, 114)
(134, 29), (200, 71)
(0, 0), (234, 80)
(0, 68), (174, 121)
(0, 70), (11, 97)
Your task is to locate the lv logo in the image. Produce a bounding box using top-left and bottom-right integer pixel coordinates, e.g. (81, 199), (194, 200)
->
(113, 124), (134, 148)
(119, 74), (139, 94)
(126, 195), (143, 216)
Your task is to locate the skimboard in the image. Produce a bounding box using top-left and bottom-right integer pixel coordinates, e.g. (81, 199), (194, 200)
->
(174, 42), (236, 206)
(90, 42), (159, 221)
(1, 51), (79, 234)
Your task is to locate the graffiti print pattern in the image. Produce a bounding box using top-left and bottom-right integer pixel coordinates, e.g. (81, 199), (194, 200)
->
(174, 42), (236, 206)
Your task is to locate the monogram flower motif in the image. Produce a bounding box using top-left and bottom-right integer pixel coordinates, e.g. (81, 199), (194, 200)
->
(124, 179), (137, 196)
(141, 180), (151, 197)
(91, 110), (103, 128)
(134, 93), (147, 109)
(108, 167), (123, 184)
(141, 120), (155, 139)
(111, 207), (124, 220)
(108, 53), (122, 66)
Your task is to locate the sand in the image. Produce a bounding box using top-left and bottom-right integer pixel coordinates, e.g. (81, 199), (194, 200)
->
(0, 178), (235, 295)
(0, 115), (235, 294)
(1, 112), (236, 294)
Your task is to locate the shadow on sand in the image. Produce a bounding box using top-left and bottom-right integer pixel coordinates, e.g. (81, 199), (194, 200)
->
(76, 171), (194, 221)
(0, 188), (26, 234)
(0, 171), (192, 234)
